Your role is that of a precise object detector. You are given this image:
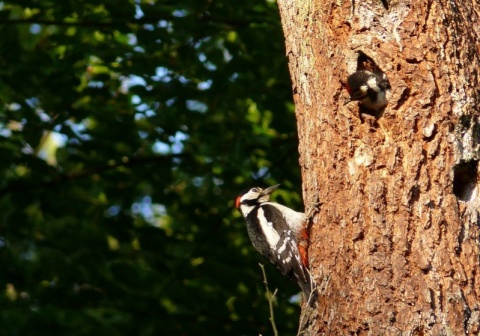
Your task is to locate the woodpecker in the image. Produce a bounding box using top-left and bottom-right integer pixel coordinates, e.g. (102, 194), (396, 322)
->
(235, 184), (313, 299)
(345, 70), (391, 111)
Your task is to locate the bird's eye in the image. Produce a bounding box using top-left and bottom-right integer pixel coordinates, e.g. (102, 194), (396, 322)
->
(251, 188), (259, 192)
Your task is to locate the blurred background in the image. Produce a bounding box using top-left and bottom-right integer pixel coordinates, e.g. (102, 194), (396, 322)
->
(0, 0), (304, 334)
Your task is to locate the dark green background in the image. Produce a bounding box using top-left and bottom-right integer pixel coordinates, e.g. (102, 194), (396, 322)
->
(0, 1), (304, 334)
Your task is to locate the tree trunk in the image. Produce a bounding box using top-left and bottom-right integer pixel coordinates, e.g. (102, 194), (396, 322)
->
(277, 0), (480, 334)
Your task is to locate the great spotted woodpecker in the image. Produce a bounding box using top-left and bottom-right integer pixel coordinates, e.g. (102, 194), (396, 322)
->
(345, 70), (391, 111)
(235, 184), (313, 299)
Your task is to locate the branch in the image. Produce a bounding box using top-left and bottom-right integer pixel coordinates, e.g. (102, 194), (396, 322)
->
(259, 263), (279, 336)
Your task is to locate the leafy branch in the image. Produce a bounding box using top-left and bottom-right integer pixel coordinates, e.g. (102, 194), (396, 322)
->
(0, 13), (257, 29)
(0, 153), (186, 196)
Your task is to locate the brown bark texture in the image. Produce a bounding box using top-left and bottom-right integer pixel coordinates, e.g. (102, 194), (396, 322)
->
(277, 0), (480, 334)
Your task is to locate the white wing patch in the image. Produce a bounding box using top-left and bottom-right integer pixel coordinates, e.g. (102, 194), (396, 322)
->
(276, 231), (296, 265)
(277, 233), (290, 254)
(257, 207), (280, 249)
(263, 202), (306, 234)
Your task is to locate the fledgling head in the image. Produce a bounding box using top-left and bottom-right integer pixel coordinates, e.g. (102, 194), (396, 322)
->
(235, 184), (280, 213)
(345, 70), (391, 111)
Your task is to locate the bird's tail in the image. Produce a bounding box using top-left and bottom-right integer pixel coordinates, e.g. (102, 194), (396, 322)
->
(298, 268), (317, 307)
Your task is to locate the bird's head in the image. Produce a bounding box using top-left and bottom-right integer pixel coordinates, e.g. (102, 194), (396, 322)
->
(235, 184), (280, 209)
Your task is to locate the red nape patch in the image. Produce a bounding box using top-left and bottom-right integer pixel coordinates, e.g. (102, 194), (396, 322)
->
(235, 196), (241, 209)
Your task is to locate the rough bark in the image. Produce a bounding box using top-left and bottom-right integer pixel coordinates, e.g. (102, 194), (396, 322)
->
(277, 0), (480, 334)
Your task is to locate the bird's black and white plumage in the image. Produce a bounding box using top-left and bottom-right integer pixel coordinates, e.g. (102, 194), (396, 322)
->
(235, 185), (313, 299)
(345, 70), (391, 111)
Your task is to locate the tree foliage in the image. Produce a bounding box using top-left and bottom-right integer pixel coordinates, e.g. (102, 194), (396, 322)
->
(0, 0), (304, 334)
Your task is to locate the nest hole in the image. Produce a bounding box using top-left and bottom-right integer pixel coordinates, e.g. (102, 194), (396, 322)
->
(453, 160), (478, 202)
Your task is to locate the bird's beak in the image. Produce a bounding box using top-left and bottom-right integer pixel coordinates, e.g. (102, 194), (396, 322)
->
(261, 184), (280, 196)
